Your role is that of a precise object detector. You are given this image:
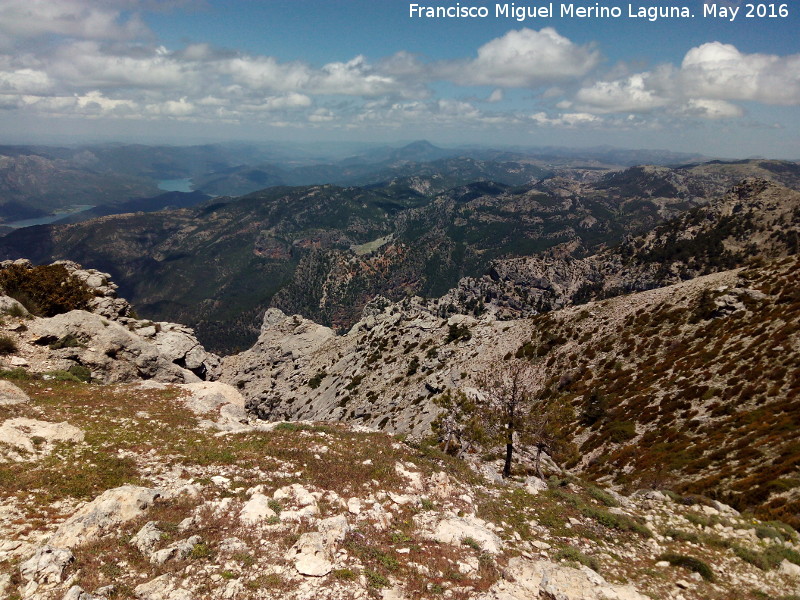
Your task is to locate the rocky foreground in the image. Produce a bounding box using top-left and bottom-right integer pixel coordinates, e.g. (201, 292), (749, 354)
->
(1, 371), (800, 600)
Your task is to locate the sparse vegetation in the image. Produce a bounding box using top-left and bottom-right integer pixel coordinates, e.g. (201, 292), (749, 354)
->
(0, 263), (93, 317)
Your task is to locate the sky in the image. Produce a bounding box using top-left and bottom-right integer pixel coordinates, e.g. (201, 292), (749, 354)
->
(0, 0), (798, 157)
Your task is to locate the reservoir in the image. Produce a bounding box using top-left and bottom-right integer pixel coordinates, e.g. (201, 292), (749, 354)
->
(5, 205), (95, 228)
(158, 178), (193, 193)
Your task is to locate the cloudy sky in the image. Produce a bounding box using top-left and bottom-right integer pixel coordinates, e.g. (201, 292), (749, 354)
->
(0, 0), (798, 157)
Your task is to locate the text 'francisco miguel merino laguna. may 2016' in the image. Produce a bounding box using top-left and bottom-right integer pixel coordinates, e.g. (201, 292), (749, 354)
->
(409, 3), (789, 22)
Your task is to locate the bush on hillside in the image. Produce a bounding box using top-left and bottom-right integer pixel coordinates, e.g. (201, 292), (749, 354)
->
(0, 264), (93, 317)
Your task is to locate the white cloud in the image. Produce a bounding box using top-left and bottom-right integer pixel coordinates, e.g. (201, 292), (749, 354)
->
(0, 0), (148, 41)
(308, 108), (334, 122)
(573, 42), (800, 121)
(441, 28), (600, 87)
(575, 74), (669, 113)
(679, 98), (744, 119)
(49, 41), (198, 90)
(530, 111), (602, 127)
(0, 68), (53, 94)
(487, 89), (504, 103)
(679, 42), (800, 105)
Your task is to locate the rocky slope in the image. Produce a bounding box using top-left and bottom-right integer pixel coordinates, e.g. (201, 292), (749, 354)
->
(222, 252), (799, 527)
(1, 371), (799, 600)
(440, 177), (800, 319)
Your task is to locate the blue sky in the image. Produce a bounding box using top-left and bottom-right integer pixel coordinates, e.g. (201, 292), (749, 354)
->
(0, 0), (798, 157)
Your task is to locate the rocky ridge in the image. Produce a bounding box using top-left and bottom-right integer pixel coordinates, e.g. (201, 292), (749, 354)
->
(0, 259), (220, 384)
(438, 178), (799, 319)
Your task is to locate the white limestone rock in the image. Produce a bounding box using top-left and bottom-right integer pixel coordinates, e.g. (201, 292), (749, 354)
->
(239, 493), (277, 525)
(130, 521), (163, 556)
(19, 545), (74, 585)
(415, 514), (503, 555)
(0, 380), (29, 405)
(49, 486), (161, 549)
(177, 381), (248, 430)
(780, 559), (800, 578)
(28, 311), (201, 384)
(149, 535), (201, 565)
(134, 573), (193, 600)
(63, 585), (105, 600)
(0, 417), (83, 461)
(286, 532), (332, 577)
(478, 557), (648, 600)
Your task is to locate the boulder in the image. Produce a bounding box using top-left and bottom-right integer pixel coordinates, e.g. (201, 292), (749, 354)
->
(286, 532), (332, 577)
(134, 573), (193, 600)
(0, 417), (83, 460)
(154, 325), (220, 380)
(0, 380), (29, 405)
(63, 585), (106, 600)
(780, 559), (800, 578)
(28, 311), (207, 384)
(19, 545), (74, 585)
(130, 521), (163, 555)
(177, 381), (248, 430)
(478, 557), (649, 600)
(239, 493), (277, 525)
(416, 514), (503, 555)
(0, 295), (28, 316)
(49, 486), (161, 548)
(149, 535), (201, 565)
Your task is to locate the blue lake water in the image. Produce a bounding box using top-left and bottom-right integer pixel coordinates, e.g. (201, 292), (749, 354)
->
(158, 178), (193, 193)
(5, 205), (95, 228)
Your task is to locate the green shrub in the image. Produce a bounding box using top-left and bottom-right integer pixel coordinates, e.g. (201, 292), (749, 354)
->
(332, 568), (356, 581)
(307, 370), (327, 389)
(407, 356), (420, 376)
(3, 303), (27, 318)
(190, 542), (213, 559)
(0, 334), (17, 355)
(48, 334), (85, 350)
(0, 264), (93, 317)
(364, 569), (390, 589)
(665, 529), (700, 544)
(445, 323), (471, 344)
(555, 546), (600, 572)
(658, 553), (714, 581)
(606, 420), (637, 443)
(462, 536), (481, 551)
(0, 367), (34, 380)
(585, 484), (619, 507)
(67, 364), (92, 382)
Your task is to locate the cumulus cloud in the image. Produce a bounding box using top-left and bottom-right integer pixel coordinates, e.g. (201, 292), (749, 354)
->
(0, 7), (796, 135)
(0, 0), (148, 41)
(573, 42), (800, 121)
(530, 111), (602, 127)
(574, 74), (669, 113)
(487, 89), (504, 103)
(679, 42), (800, 105)
(679, 98), (744, 119)
(0, 68), (53, 94)
(439, 28), (599, 87)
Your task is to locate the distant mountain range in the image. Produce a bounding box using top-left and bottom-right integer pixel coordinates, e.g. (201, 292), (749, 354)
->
(2, 157), (798, 354)
(0, 140), (712, 223)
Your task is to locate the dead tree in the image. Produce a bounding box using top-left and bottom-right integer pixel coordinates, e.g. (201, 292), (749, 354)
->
(477, 360), (536, 478)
